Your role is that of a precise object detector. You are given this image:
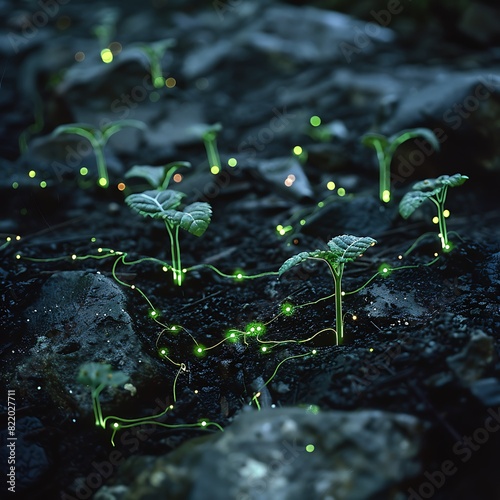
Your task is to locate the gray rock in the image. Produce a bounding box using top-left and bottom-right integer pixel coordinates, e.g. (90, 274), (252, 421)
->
(470, 377), (500, 407)
(94, 407), (422, 500)
(11, 271), (158, 416)
(447, 331), (497, 386)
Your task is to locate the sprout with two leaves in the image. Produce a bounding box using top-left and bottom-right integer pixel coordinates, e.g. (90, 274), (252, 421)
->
(279, 235), (376, 345)
(51, 120), (146, 188)
(399, 173), (468, 252)
(125, 161), (191, 191)
(125, 189), (211, 286)
(362, 128), (440, 203)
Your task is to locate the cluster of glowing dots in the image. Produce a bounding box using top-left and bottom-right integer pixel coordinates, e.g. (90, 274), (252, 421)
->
(246, 322), (265, 337)
(284, 174), (296, 187)
(28, 170), (47, 188)
(433, 210), (450, 224)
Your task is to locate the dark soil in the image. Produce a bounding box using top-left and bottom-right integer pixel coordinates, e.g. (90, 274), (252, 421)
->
(1, 1), (500, 499)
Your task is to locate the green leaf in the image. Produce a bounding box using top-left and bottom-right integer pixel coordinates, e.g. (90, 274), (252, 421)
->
(399, 190), (436, 219)
(125, 165), (166, 188)
(77, 363), (129, 388)
(102, 119), (147, 141)
(412, 173), (468, 192)
(125, 189), (184, 218)
(327, 235), (377, 263)
(164, 202), (212, 236)
(388, 128), (440, 155)
(361, 133), (389, 150)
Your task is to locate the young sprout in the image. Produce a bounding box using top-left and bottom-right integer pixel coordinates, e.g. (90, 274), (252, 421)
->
(51, 120), (146, 188)
(361, 128), (440, 203)
(125, 189), (211, 286)
(77, 362), (129, 428)
(92, 8), (119, 62)
(137, 39), (176, 88)
(399, 173), (468, 252)
(279, 234), (376, 345)
(125, 161), (191, 190)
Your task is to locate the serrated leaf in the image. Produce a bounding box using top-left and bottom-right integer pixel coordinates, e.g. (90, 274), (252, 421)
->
(412, 173), (468, 192)
(398, 190), (436, 219)
(327, 235), (377, 263)
(125, 189), (184, 218)
(164, 202), (212, 236)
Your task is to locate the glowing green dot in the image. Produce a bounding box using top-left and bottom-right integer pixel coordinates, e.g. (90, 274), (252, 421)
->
(12, 182), (19, 189)
(443, 210), (450, 218)
(432, 216), (439, 224)
(100, 48), (113, 63)
(378, 263), (391, 276)
(194, 345), (206, 357)
(306, 444), (315, 452)
(153, 76), (165, 88)
(261, 346), (267, 352)
(210, 165), (220, 175)
(228, 157), (237, 167)
(40, 181), (47, 188)
(113, 422), (119, 428)
(28, 170), (36, 178)
(299, 219), (306, 226)
(318, 201), (324, 208)
(200, 420), (207, 427)
(91, 237), (96, 242)
(382, 190), (391, 203)
(337, 188), (346, 197)
(310, 116), (321, 127)
(149, 92), (160, 103)
(80, 167), (88, 176)
(149, 309), (159, 319)
(281, 302), (294, 316)
(327, 181), (335, 191)
(98, 177), (108, 187)
(293, 146), (303, 156)
(234, 269), (245, 281)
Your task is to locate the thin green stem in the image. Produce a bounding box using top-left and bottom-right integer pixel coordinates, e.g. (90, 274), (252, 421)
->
(333, 263), (344, 344)
(164, 222), (182, 286)
(204, 135), (221, 171)
(93, 144), (109, 188)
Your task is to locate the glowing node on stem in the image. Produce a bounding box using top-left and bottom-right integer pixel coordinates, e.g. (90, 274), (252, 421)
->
(225, 330), (239, 343)
(210, 165), (220, 175)
(382, 190), (391, 203)
(260, 346), (268, 353)
(200, 420), (207, 427)
(194, 345), (207, 357)
(113, 422), (119, 429)
(98, 177), (108, 188)
(233, 269), (245, 281)
(378, 263), (391, 277)
(281, 302), (294, 316)
(158, 347), (169, 358)
(327, 181), (336, 191)
(341, 291), (345, 296)
(310, 115), (321, 127)
(443, 242), (453, 253)
(162, 266), (169, 272)
(246, 322), (266, 337)
(15, 254), (21, 260)
(71, 254), (77, 260)
(149, 309), (160, 319)
(311, 349), (317, 355)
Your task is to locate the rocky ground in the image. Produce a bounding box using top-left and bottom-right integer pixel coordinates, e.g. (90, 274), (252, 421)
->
(1, 1), (500, 499)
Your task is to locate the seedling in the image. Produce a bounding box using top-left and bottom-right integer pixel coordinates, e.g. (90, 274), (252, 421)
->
(125, 161), (191, 190)
(362, 128), (440, 203)
(399, 173), (468, 252)
(126, 189), (211, 286)
(190, 123), (222, 174)
(92, 7), (119, 62)
(137, 39), (176, 88)
(279, 234), (376, 345)
(77, 362), (129, 428)
(51, 120), (146, 187)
